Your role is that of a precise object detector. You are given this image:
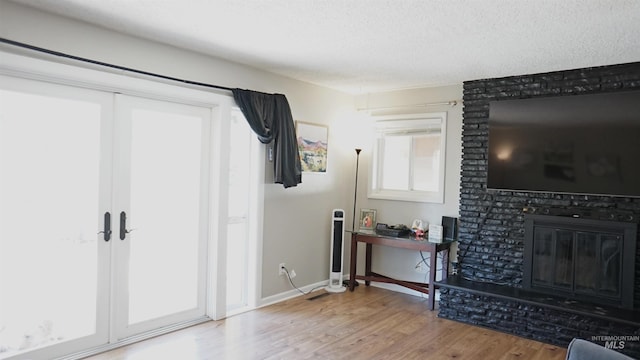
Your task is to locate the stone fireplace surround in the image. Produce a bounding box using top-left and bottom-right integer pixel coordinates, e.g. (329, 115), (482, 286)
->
(437, 62), (640, 358)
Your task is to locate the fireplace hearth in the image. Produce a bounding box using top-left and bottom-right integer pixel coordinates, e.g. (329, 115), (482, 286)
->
(524, 214), (637, 309)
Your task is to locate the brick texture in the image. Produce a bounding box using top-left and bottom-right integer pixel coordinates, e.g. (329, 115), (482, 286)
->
(439, 288), (640, 357)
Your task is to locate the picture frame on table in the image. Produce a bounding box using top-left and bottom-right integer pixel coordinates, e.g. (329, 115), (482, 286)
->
(359, 208), (377, 232)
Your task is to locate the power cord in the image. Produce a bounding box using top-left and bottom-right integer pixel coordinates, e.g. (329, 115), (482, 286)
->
(458, 192), (497, 262)
(414, 251), (443, 300)
(415, 250), (443, 272)
(282, 266), (327, 295)
(457, 192), (515, 286)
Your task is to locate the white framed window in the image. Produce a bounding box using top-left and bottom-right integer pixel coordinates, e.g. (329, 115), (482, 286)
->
(369, 112), (447, 203)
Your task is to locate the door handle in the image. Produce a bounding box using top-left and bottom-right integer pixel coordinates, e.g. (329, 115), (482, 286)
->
(119, 211), (136, 240)
(98, 212), (112, 241)
(120, 211), (127, 240)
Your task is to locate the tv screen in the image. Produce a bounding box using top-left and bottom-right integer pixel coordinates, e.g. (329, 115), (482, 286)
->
(487, 90), (640, 197)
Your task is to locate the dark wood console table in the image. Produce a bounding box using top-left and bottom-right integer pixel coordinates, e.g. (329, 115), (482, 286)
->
(348, 231), (455, 310)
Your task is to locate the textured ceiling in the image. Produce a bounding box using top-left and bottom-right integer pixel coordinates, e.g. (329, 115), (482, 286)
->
(9, 0), (640, 94)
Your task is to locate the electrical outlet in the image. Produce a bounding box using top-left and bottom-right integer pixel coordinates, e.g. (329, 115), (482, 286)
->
(279, 263), (286, 276)
(290, 269), (296, 279)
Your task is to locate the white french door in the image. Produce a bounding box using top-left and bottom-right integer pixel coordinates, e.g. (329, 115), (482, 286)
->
(112, 95), (210, 339)
(0, 76), (113, 359)
(0, 76), (212, 359)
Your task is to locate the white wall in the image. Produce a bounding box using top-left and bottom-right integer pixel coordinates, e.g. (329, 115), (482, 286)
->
(0, 1), (356, 300)
(353, 86), (463, 294)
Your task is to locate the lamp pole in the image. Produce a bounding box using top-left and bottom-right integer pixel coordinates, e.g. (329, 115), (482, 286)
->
(352, 148), (362, 232)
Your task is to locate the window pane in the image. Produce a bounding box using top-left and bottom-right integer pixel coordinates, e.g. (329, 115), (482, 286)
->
(370, 113), (446, 203)
(228, 112), (251, 218)
(226, 111), (251, 311)
(226, 222), (247, 309)
(381, 136), (410, 190)
(413, 134), (441, 191)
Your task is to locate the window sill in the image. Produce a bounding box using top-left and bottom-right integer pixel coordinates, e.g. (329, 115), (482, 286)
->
(368, 189), (444, 204)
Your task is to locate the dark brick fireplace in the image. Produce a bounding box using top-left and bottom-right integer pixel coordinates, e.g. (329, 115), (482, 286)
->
(437, 62), (640, 358)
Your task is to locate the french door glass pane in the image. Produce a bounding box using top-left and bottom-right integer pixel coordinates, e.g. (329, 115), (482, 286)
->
(127, 108), (202, 324)
(0, 90), (101, 355)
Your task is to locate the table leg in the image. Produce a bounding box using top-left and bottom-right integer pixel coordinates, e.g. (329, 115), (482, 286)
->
(365, 243), (372, 286)
(349, 233), (357, 291)
(428, 247), (437, 310)
(442, 248), (450, 280)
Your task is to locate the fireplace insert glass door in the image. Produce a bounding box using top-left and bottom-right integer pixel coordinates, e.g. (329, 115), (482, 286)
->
(532, 227), (622, 299)
(524, 214), (636, 309)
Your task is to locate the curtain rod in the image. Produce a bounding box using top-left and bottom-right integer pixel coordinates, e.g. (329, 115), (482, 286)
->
(0, 37), (234, 92)
(357, 100), (458, 112)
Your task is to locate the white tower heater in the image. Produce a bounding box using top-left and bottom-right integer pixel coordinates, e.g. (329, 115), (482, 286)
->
(326, 209), (346, 293)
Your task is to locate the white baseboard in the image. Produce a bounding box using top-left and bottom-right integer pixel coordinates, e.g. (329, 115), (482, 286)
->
(257, 279), (330, 308)
(347, 273), (440, 301)
(367, 282), (440, 301)
(257, 273), (439, 310)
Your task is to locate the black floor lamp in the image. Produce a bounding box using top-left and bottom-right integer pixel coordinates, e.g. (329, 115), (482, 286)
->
(351, 148), (362, 232)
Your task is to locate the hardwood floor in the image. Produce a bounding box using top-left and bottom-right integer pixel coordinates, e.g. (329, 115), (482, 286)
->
(84, 286), (567, 360)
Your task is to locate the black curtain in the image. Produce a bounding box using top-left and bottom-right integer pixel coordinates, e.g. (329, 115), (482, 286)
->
(232, 88), (302, 188)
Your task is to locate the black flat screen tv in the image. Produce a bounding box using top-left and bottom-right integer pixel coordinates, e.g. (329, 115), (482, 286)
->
(487, 90), (640, 197)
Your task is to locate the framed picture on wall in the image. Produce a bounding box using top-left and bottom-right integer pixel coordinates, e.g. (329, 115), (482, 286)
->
(296, 121), (328, 173)
(359, 209), (377, 232)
